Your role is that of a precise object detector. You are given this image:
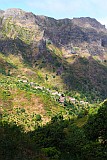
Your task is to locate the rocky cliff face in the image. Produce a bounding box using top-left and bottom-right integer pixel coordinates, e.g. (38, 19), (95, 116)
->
(0, 8), (107, 61)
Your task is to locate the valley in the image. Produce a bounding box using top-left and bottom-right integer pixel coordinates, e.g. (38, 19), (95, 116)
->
(0, 8), (107, 160)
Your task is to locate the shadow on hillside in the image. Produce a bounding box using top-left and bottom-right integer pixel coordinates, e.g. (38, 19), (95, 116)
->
(0, 117), (86, 160)
(0, 115), (106, 160)
(34, 49), (107, 102)
(61, 56), (107, 101)
(0, 38), (33, 66)
(0, 57), (18, 75)
(0, 121), (39, 160)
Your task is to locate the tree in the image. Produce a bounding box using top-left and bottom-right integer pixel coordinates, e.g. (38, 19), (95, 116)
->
(84, 99), (107, 144)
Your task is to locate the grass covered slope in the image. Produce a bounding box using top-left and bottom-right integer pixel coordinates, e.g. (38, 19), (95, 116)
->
(0, 51), (99, 131)
(0, 52), (67, 129)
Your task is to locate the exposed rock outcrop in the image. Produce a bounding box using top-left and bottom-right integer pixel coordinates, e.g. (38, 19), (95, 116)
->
(0, 8), (107, 61)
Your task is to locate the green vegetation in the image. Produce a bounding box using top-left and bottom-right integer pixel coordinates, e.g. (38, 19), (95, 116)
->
(2, 18), (35, 44)
(0, 19), (107, 159)
(0, 50), (106, 160)
(0, 100), (107, 160)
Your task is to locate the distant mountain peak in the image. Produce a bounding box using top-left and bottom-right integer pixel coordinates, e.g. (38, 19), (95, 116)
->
(4, 8), (25, 14)
(3, 8), (26, 18)
(72, 17), (106, 32)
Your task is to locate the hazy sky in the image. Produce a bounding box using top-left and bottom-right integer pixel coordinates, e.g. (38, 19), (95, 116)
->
(0, 0), (107, 26)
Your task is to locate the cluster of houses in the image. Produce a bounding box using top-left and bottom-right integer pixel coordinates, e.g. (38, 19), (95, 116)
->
(17, 79), (89, 106)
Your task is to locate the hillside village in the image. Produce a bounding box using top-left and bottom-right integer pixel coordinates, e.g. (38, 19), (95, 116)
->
(18, 78), (89, 105)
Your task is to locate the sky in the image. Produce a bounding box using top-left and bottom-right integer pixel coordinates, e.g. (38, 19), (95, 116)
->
(0, 0), (107, 27)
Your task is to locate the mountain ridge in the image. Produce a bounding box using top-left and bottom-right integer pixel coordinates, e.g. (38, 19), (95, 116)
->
(0, 8), (107, 102)
(0, 8), (107, 57)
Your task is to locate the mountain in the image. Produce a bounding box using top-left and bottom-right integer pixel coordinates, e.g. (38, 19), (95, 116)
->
(0, 8), (107, 160)
(0, 8), (107, 102)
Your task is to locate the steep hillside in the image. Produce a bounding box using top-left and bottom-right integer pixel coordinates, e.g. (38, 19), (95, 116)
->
(0, 8), (107, 102)
(1, 50), (98, 136)
(0, 8), (107, 103)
